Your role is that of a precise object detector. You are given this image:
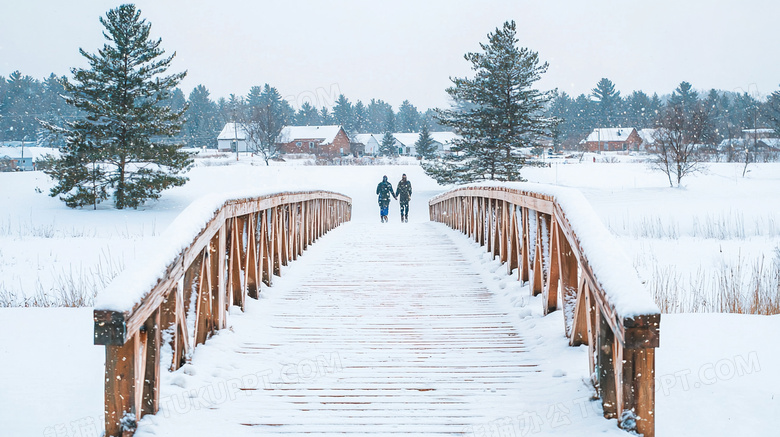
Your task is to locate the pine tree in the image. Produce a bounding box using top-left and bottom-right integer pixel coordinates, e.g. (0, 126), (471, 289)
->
(591, 78), (621, 127)
(396, 100), (420, 132)
(669, 81), (699, 108)
(1, 71), (40, 142)
(352, 100), (367, 134)
(43, 4), (191, 209)
(380, 131), (397, 156)
(295, 102), (321, 126)
(332, 94), (354, 131)
(415, 123), (437, 158)
(425, 21), (556, 183)
(366, 99), (393, 133)
(319, 107), (333, 124)
(183, 85), (219, 148)
(766, 87), (780, 136)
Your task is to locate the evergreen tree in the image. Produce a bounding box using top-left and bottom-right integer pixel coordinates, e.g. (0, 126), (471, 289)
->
(425, 21), (555, 183)
(183, 84), (219, 147)
(591, 78), (621, 127)
(44, 4), (191, 209)
(396, 100), (421, 132)
(422, 108), (448, 132)
(547, 91), (575, 149)
(37, 74), (79, 147)
(384, 106), (396, 133)
(624, 90), (652, 128)
(379, 131), (397, 156)
(668, 81), (699, 108)
(332, 94), (354, 131)
(352, 100), (367, 134)
(0, 71), (41, 141)
(766, 87), (780, 136)
(366, 99), (393, 133)
(319, 107), (333, 124)
(295, 101), (321, 126)
(414, 123), (437, 158)
(246, 85), (263, 109)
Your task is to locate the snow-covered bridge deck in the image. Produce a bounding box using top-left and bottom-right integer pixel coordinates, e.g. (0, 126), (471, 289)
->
(138, 222), (552, 436)
(97, 187), (658, 437)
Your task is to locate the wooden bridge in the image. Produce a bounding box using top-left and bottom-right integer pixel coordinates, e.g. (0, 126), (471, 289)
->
(93, 185), (660, 436)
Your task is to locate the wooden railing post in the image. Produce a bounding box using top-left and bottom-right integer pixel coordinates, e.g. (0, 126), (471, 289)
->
(104, 332), (139, 436)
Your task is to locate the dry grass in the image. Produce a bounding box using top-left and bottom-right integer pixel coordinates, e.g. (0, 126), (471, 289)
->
(651, 253), (780, 315)
(0, 248), (125, 308)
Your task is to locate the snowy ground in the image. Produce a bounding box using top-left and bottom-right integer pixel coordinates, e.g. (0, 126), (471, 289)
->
(0, 152), (778, 435)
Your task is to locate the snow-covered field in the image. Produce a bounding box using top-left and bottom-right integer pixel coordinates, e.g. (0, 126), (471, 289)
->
(0, 152), (778, 436)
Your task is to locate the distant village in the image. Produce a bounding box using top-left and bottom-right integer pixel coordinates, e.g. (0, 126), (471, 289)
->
(3, 123), (779, 171)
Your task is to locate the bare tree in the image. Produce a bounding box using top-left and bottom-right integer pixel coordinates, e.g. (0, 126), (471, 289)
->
(242, 104), (286, 165)
(650, 102), (713, 187)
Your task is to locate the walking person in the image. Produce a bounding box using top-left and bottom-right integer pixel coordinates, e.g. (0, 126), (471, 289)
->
(396, 173), (412, 223)
(376, 175), (396, 223)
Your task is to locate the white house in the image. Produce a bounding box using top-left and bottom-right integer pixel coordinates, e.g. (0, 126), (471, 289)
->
(430, 132), (459, 154)
(637, 128), (657, 152)
(353, 134), (382, 156)
(353, 131), (459, 156)
(217, 123), (249, 152)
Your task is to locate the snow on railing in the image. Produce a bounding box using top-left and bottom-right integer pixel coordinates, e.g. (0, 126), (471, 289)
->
(94, 190), (351, 437)
(429, 183), (660, 437)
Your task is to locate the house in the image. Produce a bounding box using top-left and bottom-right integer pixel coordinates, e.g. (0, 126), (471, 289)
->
(719, 137), (780, 153)
(742, 128), (776, 140)
(353, 131), (459, 157)
(217, 123), (249, 152)
(391, 133), (422, 156)
(582, 128), (641, 152)
(0, 145), (39, 171)
(430, 131), (459, 154)
(637, 128), (657, 152)
(277, 125), (350, 158)
(353, 134), (382, 156)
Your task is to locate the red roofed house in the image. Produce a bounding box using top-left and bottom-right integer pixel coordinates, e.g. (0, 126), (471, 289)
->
(277, 125), (350, 158)
(582, 128), (641, 152)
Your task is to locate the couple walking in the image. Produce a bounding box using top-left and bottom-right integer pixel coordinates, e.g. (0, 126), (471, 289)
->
(376, 174), (412, 223)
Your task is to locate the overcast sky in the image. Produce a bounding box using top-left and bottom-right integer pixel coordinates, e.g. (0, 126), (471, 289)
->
(1, 0), (778, 110)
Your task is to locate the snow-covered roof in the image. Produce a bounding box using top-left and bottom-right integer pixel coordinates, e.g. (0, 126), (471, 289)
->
(353, 134), (380, 145)
(392, 133), (420, 146)
(742, 128), (774, 135)
(278, 125), (343, 144)
(430, 131), (458, 145)
(638, 129), (657, 144)
(762, 138), (780, 148)
(0, 146), (59, 160)
(217, 123), (248, 141)
(585, 128), (637, 142)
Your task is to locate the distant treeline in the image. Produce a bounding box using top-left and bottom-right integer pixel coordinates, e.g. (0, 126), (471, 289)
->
(1, 71), (778, 149)
(0, 70), (446, 148)
(549, 78), (780, 149)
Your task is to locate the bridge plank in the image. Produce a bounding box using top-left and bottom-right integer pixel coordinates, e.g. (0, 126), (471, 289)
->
(139, 222), (604, 436)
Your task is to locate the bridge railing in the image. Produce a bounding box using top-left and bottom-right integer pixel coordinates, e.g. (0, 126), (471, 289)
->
(93, 190), (352, 437)
(429, 183), (660, 437)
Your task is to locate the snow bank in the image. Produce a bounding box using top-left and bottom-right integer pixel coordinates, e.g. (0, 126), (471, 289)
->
(434, 181), (660, 318)
(94, 187), (347, 313)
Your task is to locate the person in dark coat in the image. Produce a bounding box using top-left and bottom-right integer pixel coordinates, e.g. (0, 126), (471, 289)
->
(376, 175), (396, 223)
(395, 173), (412, 223)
